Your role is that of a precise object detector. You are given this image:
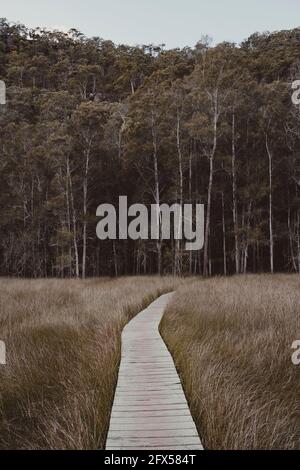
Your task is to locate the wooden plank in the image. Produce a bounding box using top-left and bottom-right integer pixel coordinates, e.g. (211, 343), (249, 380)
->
(105, 293), (203, 451)
(112, 399), (187, 406)
(109, 416), (193, 425)
(117, 373), (180, 379)
(106, 436), (201, 447)
(109, 423), (197, 432)
(112, 404), (190, 411)
(115, 385), (182, 395)
(108, 429), (199, 438)
(116, 379), (181, 385)
(116, 387), (182, 394)
(110, 409), (190, 416)
(115, 387), (183, 394)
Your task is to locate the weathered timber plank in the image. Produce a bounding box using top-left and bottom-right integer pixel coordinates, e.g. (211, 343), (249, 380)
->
(106, 436), (201, 448)
(110, 410), (191, 418)
(109, 416), (193, 425)
(108, 422), (197, 432)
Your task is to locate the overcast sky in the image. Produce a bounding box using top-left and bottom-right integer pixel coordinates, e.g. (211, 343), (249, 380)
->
(2, 0), (300, 48)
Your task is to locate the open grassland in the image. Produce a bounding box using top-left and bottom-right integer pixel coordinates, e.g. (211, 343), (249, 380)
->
(161, 275), (300, 450)
(1, 275), (299, 450)
(0, 276), (179, 450)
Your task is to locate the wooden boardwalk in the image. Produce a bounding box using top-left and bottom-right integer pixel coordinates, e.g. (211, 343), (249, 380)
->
(106, 293), (203, 451)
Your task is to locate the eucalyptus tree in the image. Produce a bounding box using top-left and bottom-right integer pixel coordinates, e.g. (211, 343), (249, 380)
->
(258, 81), (289, 273)
(71, 101), (109, 278)
(186, 43), (237, 275)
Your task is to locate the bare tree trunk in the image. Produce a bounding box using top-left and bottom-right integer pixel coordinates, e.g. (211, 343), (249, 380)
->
(80, 81), (88, 100)
(67, 157), (80, 279)
(113, 241), (118, 277)
(117, 109), (127, 163)
(92, 75), (97, 95)
(244, 201), (252, 274)
(151, 109), (162, 275)
(221, 192), (227, 276)
(65, 161), (72, 278)
(203, 94), (218, 276)
(232, 112), (240, 274)
(203, 151), (213, 276)
(288, 206), (297, 272)
(209, 225), (212, 276)
(175, 109), (183, 275)
(82, 142), (91, 279)
(266, 133), (274, 274)
(240, 204), (245, 273)
(189, 147), (193, 274)
(131, 78), (136, 95)
(31, 175), (37, 278)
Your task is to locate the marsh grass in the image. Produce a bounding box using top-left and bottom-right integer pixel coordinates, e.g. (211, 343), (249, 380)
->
(0, 276), (178, 449)
(160, 275), (300, 450)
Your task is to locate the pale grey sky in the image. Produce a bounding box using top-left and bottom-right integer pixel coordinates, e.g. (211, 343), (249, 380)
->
(2, 0), (300, 48)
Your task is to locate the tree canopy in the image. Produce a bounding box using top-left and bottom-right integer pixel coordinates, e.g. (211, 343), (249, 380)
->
(1, 19), (300, 277)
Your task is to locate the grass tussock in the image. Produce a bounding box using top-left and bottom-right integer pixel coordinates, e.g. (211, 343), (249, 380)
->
(160, 275), (300, 450)
(0, 276), (178, 450)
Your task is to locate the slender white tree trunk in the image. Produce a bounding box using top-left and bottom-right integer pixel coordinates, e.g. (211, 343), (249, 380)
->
(204, 93), (218, 276)
(244, 201), (252, 274)
(266, 133), (274, 274)
(232, 112), (240, 274)
(82, 142), (91, 279)
(189, 148), (193, 274)
(113, 241), (118, 277)
(151, 109), (162, 274)
(67, 157), (80, 278)
(288, 206), (297, 272)
(221, 192), (227, 276)
(175, 109), (183, 275)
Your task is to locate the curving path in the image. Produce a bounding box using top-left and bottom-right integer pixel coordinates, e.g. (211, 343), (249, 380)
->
(106, 293), (203, 451)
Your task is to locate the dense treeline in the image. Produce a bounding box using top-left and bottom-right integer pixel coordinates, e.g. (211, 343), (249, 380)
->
(0, 18), (300, 277)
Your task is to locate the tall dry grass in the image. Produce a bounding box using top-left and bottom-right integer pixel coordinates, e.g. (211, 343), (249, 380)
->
(0, 276), (178, 449)
(160, 275), (300, 450)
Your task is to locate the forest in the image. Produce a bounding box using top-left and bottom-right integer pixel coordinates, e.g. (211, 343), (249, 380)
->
(0, 18), (300, 278)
